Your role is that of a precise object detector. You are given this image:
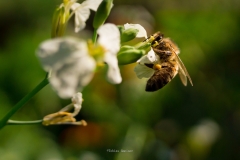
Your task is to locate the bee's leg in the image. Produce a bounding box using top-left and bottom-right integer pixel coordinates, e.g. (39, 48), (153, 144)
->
(153, 48), (172, 56)
(144, 63), (162, 70)
(153, 64), (161, 70)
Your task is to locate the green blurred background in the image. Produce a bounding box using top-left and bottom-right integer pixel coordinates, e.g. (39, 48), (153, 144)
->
(0, 0), (240, 159)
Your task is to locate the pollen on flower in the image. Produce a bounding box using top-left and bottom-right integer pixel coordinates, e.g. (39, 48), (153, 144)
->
(42, 112), (76, 126)
(42, 92), (86, 126)
(87, 40), (105, 60)
(42, 111), (87, 126)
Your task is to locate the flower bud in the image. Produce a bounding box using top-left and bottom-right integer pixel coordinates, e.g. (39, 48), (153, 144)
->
(137, 42), (151, 51)
(119, 45), (135, 52)
(117, 47), (145, 65)
(117, 25), (124, 34)
(93, 0), (113, 29)
(51, 6), (68, 38)
(121, 28), (139, 43)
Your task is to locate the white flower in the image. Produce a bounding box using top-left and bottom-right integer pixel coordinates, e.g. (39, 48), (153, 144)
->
(123, 23), (163, 79)
(63, 0), (103, 32)
(37, 37), (96, 98)
(97, 23), (121, 84)
(36, 24), (121, 99)
(54, 0), (102, 34)
(70, 92), (83, 116)
(134, 53), (155, 79)
(124, 23), (158, 63)
(133, 49), (161, 79)
(124, 23), (148, 38)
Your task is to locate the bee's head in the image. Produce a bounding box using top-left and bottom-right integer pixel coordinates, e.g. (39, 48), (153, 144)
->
(151, 32), (164, 47)
(153, 32), (164, 42)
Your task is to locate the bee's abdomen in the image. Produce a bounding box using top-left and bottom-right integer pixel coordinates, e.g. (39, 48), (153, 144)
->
(145, 66), (176, 92)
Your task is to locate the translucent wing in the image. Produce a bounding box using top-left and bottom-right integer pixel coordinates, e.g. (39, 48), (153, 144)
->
(167, 42), (193, 86)
(174, 53), (193, 86)
(178, 68), (188, 86)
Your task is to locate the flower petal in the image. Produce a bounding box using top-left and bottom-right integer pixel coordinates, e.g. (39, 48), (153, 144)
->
(104, 53), (122, 84)
(50, 55), (95, 98)
(97, 23), (122, 84)
(147, 48), (158, 62)
(97, 23), (120, 55)
(81, 0), (103, 11)
(134, 55), (155, 79)
(137, 54), (152, 64)
(71, 3), (91, 32)
(36, 37), (88, 71)
(134, 63), (154, 79)
(74, 18), (86, 33)
(36, 37), (96, 99)
(71, 3), (90, 22)
(124, 23), (147, 38)
(71, 92), (83, 116)
(72, 92), (83, 105)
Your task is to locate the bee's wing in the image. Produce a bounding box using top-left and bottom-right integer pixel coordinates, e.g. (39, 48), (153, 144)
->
(174, 52), (193, 86)
(178, 68), (188, 86)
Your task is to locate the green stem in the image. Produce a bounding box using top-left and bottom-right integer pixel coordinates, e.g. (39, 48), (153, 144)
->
(92, 28), (98, 44)
(7, 120), (43, 125)
(0, 77), (49, 129)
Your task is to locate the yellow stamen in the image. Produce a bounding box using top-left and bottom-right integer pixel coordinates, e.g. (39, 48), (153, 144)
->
(87, 40), (105, 60)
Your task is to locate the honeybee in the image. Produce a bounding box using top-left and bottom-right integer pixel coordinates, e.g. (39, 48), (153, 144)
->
(144, 32), (193, 91)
